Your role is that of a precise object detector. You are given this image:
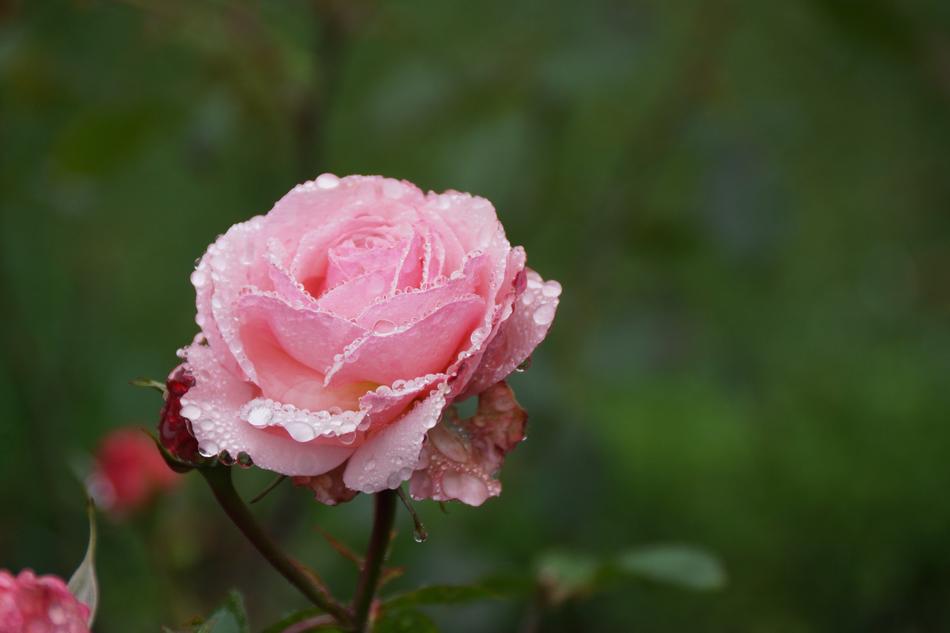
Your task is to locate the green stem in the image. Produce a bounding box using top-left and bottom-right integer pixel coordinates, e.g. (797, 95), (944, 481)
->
(351, 490), (397, 632)
(200, 467), (352, 627)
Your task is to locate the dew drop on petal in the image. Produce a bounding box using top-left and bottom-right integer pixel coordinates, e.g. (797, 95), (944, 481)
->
(198, 440), (219, 457)
(190, 270), (207, 287)
(373, 319), (396, 335)
(287, 421), (316, 442)
(542, 280), (562, 298)
(533, 303), (556, 326)
(315, 173), (340, 189)
(365, 458), (376, 472)
(339, 432), (357, 446)
(247, 406), (273, 427)
(180, 404), (201, 421)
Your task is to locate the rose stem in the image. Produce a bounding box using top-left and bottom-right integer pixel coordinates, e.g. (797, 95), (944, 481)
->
(351, 489), (398, 632)
(200, 467), (352, 626)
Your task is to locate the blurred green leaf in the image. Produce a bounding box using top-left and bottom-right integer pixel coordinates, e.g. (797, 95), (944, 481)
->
(374, 608), (439, 633)
(384, 584), (501, 609)
(536, 551), (603, 603)
(259, 608), (325, 633)
(196, 591), (249, 633)
(614, 544), (726, 591)
(67, 498), (98, 626)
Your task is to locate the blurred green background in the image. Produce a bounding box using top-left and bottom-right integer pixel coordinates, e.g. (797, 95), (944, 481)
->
(3, 0), (950, 631)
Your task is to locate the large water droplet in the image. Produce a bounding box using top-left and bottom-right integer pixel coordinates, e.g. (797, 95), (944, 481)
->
(373, 319), (396, 335)
(286, 421), (316, 442)
(247, 406), (273, 427)
(190, 270), (207, 287)
(180, 404), (201, 421)
(198, 441), (219, 457)
(315, 173), (340, 189)
(542, 280), (562, 298)
(339, 432), (357, 446)
(533, 303), (556, 326)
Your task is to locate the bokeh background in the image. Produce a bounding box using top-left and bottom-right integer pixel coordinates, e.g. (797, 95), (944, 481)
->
(3, 0), (950, 631)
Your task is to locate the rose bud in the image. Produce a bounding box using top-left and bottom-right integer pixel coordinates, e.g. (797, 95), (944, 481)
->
(0, 569), (91, 633)
(170, 175), (559, 504)
(87, 428), (180, 515)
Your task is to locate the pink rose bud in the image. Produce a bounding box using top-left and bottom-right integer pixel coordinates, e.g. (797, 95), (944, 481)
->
(170, 175), (559, 504)
(88, 428), (180, 515)
(0, 569), (90, 633)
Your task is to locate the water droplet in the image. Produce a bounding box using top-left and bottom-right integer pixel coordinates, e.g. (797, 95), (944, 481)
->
(521, 293), (534, 306)
(198, 440), (219, 457)
(286, 422), (316, 442)
(542, 280), (562, 298)
(413, 527), (428, 543)
(180, 404), (201, 421)
(533, 303), (556, 326)
(339, 432), (357, 445)
(373, 319), (396, 335)
(365, 458), (376, 472)
(190, 270), (207, 287)
(247, 406), (273, 427)
(315, 173), (340, 189)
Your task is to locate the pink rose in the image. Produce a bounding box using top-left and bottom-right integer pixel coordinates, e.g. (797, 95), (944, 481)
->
(173, 174), (559, 505)
(87, 428), (180, 515)
(0, 569), (90, 633)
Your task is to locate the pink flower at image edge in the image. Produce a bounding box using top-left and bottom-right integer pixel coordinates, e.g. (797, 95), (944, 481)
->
(0, 570), (90, 633)
(168, 174), (560, 506)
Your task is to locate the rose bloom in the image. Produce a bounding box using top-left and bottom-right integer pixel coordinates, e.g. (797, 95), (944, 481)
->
(0, 570), (90, 633)
(88, 428), (179, 515)
(167, 174), (559, 506)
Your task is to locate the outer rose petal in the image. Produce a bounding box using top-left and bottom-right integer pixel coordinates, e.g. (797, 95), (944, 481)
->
(410, 381), (526, 506)
(459, 268), (560, 399)
(0, 569), (91, 633)
(292, 463), (357, 506)
(343, 385), (449, 493)
(180, 342), (355, 476)
(448, 245), (526, 398)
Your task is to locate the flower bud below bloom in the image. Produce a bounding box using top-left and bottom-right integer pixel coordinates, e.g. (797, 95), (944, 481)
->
(0, 569), (91, 633)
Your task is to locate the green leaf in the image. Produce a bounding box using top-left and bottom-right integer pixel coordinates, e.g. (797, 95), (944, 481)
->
(259, 608), (328, 633)
(384, 584), (501, 609)
(383, 572), (532, 610)
(537, 550), (603, 598)
(67, 498), (98, 626)
(615, 544), (726, 591)
(196, 591), (249, 633)
(375, 608), (439, 633)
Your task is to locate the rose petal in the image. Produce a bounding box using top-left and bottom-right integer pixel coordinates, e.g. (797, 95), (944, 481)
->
(324, 295), (486, 388)
(180, 342), (355, 476)
(410, 381), (526, 506)
(238, 292), (365, 376)
(343, 384), (449, 493)
(292, 463), (358, 506)
(354, 253), (485, 329)
(459, 267), (559, 399)
(194, 217), (271, 382)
